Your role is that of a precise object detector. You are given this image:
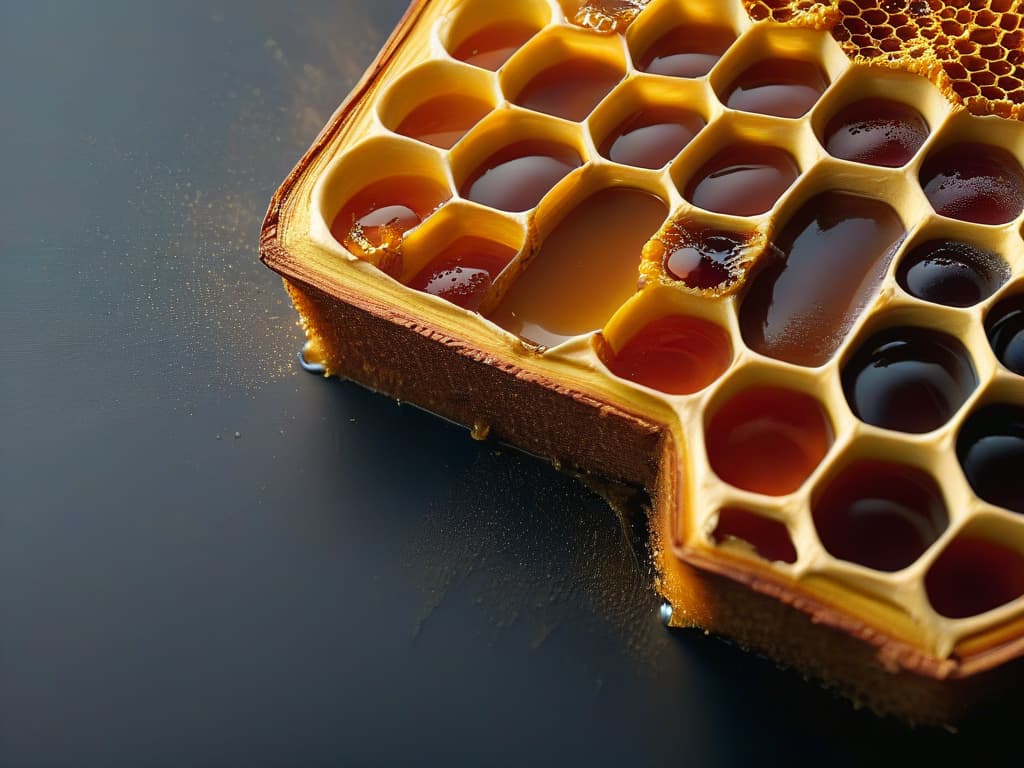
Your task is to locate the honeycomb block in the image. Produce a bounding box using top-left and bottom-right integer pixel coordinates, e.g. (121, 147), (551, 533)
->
(260, 0), (1024, 724)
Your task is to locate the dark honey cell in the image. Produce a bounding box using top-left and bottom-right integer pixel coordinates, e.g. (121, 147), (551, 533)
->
(683, 144), (799, 216)
(712, 508), (798, 564)
(599, 107), (705, 169)
(598, 315), (732, 395)
(823, 98), (929, 167)
(739, 192), (905, 367)
(926, 535), (1024, 619)
(720, 58), (829, 118)
(407, 237), (517, 311)
(813, 461), (948, 572)
(706, 386), (833, 496)
(461, 140), (582, 212)
(636, 25), (736, 78)
(395, 94), (493, 149)
(451, 21), (540, 70)
(514, 58), (623, 122)
(957, 405), (1024, 514)
(331, 176), (452, 269)
(842, 327), (978, 434)
(986, 294), (1024, 375)
(489, 187), (668, 347)
(662, 227), (752, 291)
(897, 239), (1009, 308)
(919, 142), (1024, 225)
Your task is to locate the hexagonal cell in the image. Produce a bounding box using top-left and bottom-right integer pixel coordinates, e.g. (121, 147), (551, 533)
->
(487, 175), (669, 348)
(705, 384), (834, 497)
(442, 0), (550, 71)
(739, 191), (906, 368)
(710, 25), (846, 119)
(841, 326), (978, 435)
(595, 312), (732, 395)
(957, 404), (1024, 515)
(450, 110), (586, 213)
(560, 0), (650, 34)
(626, 0), (743, 79)
(501, 27), (627, 123)
(648, 216), (761, 294)
(711, 508), (798, 564)
(316, 137), (452, 277)
(377, 60), (497, 150)
(399, 203), (525, 313)
(919, 123), (1024, 225)
(926, 528), (1024, 619)
(812, 460), (949, 573)
(896, 237), (1010, 308)
(986, 293), (1024, 376)
(588, 77), (709, 170)
(682, 142), (799, 217)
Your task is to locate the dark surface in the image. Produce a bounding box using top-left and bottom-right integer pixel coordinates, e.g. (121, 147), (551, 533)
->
(0, 2), (1014, 765)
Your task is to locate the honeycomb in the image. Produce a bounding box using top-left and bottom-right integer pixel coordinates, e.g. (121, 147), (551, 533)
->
(260, 0), (1024, 721)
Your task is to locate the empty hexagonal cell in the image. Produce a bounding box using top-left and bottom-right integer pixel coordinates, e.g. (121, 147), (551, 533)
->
(650, 218), (760, 293)
(711, 508), (798, 564)
(627, 0), (740, 78)
(378, 61), (497, 150)
(739, 191), (906, 368)
(841, 326), (978, 435)
(987, 293), (1024, 376)
(560, 0), (649, 34)
(919, 142), (1024, 225)
(443, 0), (550, 71)
(706, 385), (833, 497)
(318, 138), (452, 277)
(926, 530), (1024, 619)
(957, 404), (1024, 515)
(596, 313), (732, 395)
(589, 78), (708, 170)
(501, 27), (626, 122)
(488, 180), (668, 348)
(896, 238), (1010, 308)
(812, 460), (949, 572)
(450, 111), (585, 213)
(682, 143), (799, 217)
(400, 205), (524, 313)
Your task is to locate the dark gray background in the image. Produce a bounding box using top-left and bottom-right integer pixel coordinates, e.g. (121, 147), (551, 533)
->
(0, 1), (1013, 765)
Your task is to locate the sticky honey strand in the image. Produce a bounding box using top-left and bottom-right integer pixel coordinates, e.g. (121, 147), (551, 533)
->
(294, 0), (1024, 673)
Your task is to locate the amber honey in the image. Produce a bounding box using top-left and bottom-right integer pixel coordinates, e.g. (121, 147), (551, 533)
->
(599, 315), (732, 395)
(460, 140), (582, 212)
(920, 142), (1024, 225)
(407, 237), (517, 311)
(599, 107), (704, 169)
(705, 386), (833, 496)
(823, 98), (929, 168)
(451, 21), (539, 71)
(395, 94), (493, 149)
(721, 58), (828, 118)
(897, 240), (1008, 308)
(926, 536), (1024, 619)
(514, 58), (623, 122)
(711, 508), (798, 563)
(637, 25), (735, 78)
(661, 226), (752, 291)
(739, 191), (904, 367)
(489, 187), (667, 347)
(683, 143), (799, 216)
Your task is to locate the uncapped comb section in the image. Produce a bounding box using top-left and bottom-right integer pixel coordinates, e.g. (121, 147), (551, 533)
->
(263, 0), (1024, 724)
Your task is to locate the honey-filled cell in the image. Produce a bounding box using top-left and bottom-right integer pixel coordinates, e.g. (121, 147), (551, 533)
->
(897, 239), (1009, 308)
(926, 534), (1024, 619)
(407, 237), (517, 312)
(823, 98), (929, 168)
(919, 142), (1024, 225)
(986, 294), (1024, 376)
(720, 57), (829, 119)
(460, 140), (583, 213)
(711, 508), (798, 564)
(514, 57), (624, 122)
(599, 107), (705, 170)
(682, 143), (799, 217)
(489, 186), (668, 348)
(635, 24), (736, 79)
(706, 386), (833, 496)
(739, 191), (905, 368)
(957, 405), (1024, 515)
(657, 223), (756, 292)
(598, 314), (732, 395)
(395, 93), (493, 150)
(451, 21), (541, 71)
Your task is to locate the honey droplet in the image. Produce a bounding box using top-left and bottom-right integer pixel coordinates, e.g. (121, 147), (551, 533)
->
(683, 144), (799, 217)
(722, 58), (828, 119)
(452, 21), (539, 71)
(599, 107), (704, 169)
(461, 140), (582, 213)
(823, 98), (929, 167)
(919, 142), (1024, 225)
(395, 94), (492, 149)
